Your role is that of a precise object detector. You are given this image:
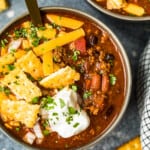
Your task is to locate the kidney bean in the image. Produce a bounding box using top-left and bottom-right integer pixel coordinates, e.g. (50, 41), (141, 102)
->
(84, 61), (90, 73)
(101, 74), (109, 93)
(90, 74), (101, 91)
(85, 79), (91, 90)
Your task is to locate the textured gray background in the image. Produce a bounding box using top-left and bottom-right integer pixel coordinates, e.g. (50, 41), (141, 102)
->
(0, 0), (150, 150)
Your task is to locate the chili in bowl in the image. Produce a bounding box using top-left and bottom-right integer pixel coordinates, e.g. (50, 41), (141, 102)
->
(0, 7), (131, 150)
(87, 0), (150, 21)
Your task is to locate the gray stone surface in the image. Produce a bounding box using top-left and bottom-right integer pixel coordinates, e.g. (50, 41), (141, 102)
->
(0, 0), (149, 149)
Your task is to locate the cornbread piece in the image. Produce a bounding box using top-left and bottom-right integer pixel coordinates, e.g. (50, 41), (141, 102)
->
(40, 66), (80, 88)
(0, 69), (41, 102)
(0, 99), (40, 128)
(117, 136), (142, 150)
(15, 50), (43, 79)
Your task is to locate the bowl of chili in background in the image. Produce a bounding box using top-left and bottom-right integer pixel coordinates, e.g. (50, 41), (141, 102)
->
(0, 7), (132, 150)
(87, 0), (150, 21)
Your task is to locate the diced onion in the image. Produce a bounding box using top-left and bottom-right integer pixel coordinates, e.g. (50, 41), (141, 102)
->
(8, 39), (22, 52)
(33, 123), (44, 139)
(23, 132), (36, 145)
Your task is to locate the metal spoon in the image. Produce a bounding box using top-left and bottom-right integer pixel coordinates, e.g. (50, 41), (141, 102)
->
(25, 0), (43, 26)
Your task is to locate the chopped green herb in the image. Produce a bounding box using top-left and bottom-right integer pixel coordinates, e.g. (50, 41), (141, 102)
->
(0, 86), (4, 92)
(27, 74), (35, 81)
(15, 75), (19, 79)
(52, 112), (58, 116)
(83, 91), (92, 99)
(31, 37), (40, 47)
(15, 127), (20, 131)
(109, 74), (117, 85)
(73, 122), (80, 128)
(43, 129), (50, 136)
(43, 119), (49, 128)
(0, 39), (8, 47)
(7, 64), (15, 71)
(72, 50), (80, 61)
(38, 26), (46, 31)
(51, 23), (61, 30)
(41, 96), (56, 110)
(59, 98), (66, 108)
(32, 97), (39, 104)
(68, 107), (77, 115)
(13, 81), (20, 85)
(66, 116), (73, 124)
(14, 28), (27, 38)
(10, 49), (16, 55)
(0, 86), (11, 95)
(71, 85), (78, 92)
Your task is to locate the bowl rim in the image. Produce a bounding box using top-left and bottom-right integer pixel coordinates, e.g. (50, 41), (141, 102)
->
(87, 0), (150, 21)
(0, 6), (132, 150)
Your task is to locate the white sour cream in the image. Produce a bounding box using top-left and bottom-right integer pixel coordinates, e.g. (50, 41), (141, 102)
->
(40, 87), (90, 138)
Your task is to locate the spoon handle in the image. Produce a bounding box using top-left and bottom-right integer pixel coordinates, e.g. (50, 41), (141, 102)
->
(25, 0), (43, 26)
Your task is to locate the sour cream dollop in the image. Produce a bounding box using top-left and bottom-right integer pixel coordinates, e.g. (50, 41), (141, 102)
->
(41, 87), (90, 138)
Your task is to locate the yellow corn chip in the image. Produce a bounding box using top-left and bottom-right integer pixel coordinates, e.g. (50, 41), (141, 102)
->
(0, 99), (40, 128)
(40, 66), (80, 88)
(0, 68), (41, 102)
(117, 136), (142, 150)
(15, 50), (43, 80)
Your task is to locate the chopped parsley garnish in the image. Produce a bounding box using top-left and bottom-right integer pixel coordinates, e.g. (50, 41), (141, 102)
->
(83, 91), (92, 99)
(38, 26), (46, 31)
(13, 81), (20, 85)
(41, 96), (56, 110)
(14, 28), (27, 38)
(59, 98), (66, 108)
(0, 86), (11, 95)
(31, 97), (39, 104)
(42, 119), (49, 128)
(71, 85), (78, 92)
(72, 50), (80, 61)
(68, 107), (77, 115)
(29, 23), (41, 47)
(66, 116), (73, 124)
(31, 37), (40, 47)
(52, 112), (58, 116)
(73, 122), (80, 128)
(109, 74), (117, 85)
(0, 39), (8, 48)
(51, 23), (61, 30)
(7, 64), (15, 71)
(15, 127), (20, 131)
(43, 129), (50, 136)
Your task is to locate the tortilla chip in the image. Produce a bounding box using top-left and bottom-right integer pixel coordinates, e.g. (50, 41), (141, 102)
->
(117, 136), (142, 150)
(0, 68), (41, 102)
(40, 66), (80, 88)
(0, 99), (40, 128)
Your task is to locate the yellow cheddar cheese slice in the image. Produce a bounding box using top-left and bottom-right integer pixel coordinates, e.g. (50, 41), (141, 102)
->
(46, 14), (84, 29)
(33, 28), (85, 56)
